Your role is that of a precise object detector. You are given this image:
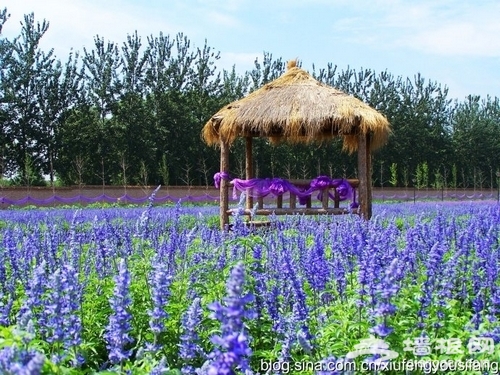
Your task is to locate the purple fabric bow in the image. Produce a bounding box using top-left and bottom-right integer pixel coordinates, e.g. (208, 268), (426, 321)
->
(306, 176), (353, 204)
(214, 172), (230, 189)
(310, 176), (332, 190)
(269, 178), (289, 196)
(230, 178), (296, 200)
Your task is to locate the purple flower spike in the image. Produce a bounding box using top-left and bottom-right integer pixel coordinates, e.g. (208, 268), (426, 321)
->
(148, 258), (172, 346)
(204, 262), (256, 375)
(179, 297), (204, 374)
(104, 259), (134, 365)
(0, 346), (45, 375)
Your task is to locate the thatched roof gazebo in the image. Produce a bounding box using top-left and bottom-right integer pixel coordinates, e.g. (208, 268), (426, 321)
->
(203, 60), (390, 229)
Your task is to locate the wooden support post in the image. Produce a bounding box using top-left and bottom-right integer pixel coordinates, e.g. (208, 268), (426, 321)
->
(290, 193), (296, 209)
(277, 194), (283, 208)
(334, 188), (340, 208)
(357, 133), (372, 219)
(306, 196), (312, 208)
(245, 137), (253, 210)
(220, 141), (230, 229)
(321, 188), (329, 209)
(258, 196), (264, 209)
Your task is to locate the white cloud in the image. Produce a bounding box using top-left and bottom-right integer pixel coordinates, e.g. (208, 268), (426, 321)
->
(218, 51), (260, 73)
(206, 11), (241, 29)
(328, 0), (500, 57)
(405, 20), (500, 57)
(385, 1), (500, 57)
(2, 0), (182, 59)
(194, 0), (248, 13)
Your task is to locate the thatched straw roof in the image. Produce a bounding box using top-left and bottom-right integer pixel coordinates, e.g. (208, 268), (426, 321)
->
(202, 60), (390, 152)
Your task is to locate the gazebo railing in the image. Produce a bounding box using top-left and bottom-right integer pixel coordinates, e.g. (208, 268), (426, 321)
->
(219, 176), (360, 224)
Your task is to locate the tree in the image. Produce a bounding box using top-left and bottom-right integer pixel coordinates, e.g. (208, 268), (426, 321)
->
(38, 52), (80, 186)
(144, 32), (196, 184)
(373, 73), (452, 186)
(389, 163), (398, 187)
(2, 13), (53, 183)
(0, 8), (12, 178)
(78, 35), (121, 184)
(249, 52), (284, 92)
(451, 95), (500, 188)
(184, 40), (222, 185)
(114, 31), (154, 185)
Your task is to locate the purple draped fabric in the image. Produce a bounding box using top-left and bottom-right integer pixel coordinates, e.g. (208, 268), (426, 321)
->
(214, 173), (357, 207)
(213, 172), (230, 189)
(309, 176), (353, 205)
(230, 178), (299, 200)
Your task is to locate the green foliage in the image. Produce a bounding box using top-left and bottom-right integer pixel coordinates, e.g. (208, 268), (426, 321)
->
(402, 165), (409, 188)
(389, 162), (398, 187)
(451, 164), (458, 189)
(0, 177), (11, 187)
(415, 162), (429, 189)
(159, 154), (169, 186)
(432, 169), (444, 189)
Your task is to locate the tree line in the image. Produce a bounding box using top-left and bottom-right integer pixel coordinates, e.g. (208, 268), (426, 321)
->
(1, 9), (499, 189)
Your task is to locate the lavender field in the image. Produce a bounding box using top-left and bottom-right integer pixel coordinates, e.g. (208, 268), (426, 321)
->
(0, 200), (499, 374)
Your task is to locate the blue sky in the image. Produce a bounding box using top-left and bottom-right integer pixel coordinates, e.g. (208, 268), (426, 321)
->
(2, 0), (499, 101)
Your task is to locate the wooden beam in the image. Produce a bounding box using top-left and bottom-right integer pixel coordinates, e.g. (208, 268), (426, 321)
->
(220, 141), (230, 229)
(357, 133), (372, 219)
(245, 137), (253, 210)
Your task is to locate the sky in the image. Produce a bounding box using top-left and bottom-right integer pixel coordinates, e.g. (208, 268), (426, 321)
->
(2, 0), (500, 101)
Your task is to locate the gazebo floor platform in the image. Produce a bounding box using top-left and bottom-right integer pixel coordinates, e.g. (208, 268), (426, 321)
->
(228, 207), (354, 216)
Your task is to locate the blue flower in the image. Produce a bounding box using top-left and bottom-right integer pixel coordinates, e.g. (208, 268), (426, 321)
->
(0, 346), (45, 375)
(297, 327), (313, 355)
(369, 257), (402, 338)
(0, 281), (15, 326)
(148, 258), (172, 346)
(136, 185), (161, 240)
(59, 265), (84, 365)
(104, 259), (134, 365)
(17, 261), (47, 331)
(204, 262), (255, 374)
(305, 233), (329, 293)
(179, 297), (204, 374)
(149, 357), (169, 375)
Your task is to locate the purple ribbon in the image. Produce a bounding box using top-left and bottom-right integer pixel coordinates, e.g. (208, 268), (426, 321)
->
(213, 172), (230, 189)
(214, 173), (357, 206)
(306, 176), (353, 205)
(230, 178), (294, 200)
